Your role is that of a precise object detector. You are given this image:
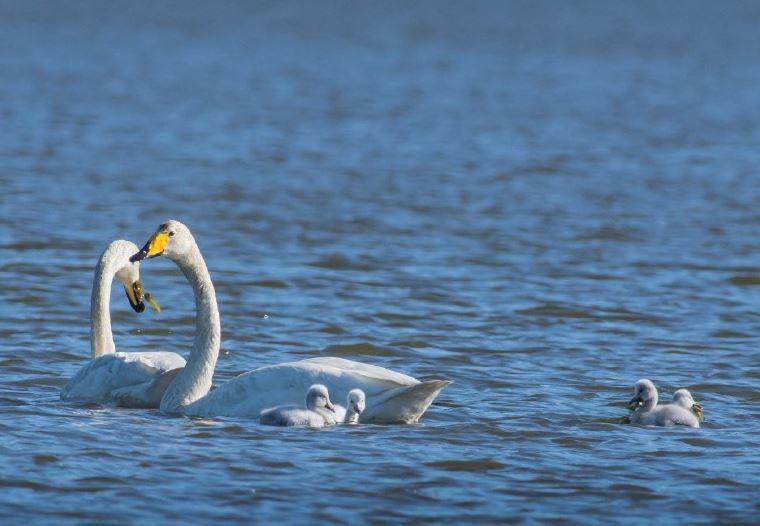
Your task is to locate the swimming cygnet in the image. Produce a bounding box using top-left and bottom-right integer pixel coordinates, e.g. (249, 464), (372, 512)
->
(672, 388), (705, 422)
(259, 384), (338, 428)
(332, 389), (366, 424)
(627, 379), (700, 428)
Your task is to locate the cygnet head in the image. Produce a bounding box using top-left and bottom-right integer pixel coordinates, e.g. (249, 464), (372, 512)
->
(101, 240), (146, 313)
(347, 389), (366, 415)
(628, 378), (658, 411)
(305, 384), (335, 412)
(130, 220), (197, 263)
(673, 388), (704, 421)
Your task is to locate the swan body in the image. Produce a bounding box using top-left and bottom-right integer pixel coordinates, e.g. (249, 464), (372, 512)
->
(627, 379), (700, 428)
(333, 388), (366, 424)
(260, 384), (338, 427)
(672, 388), (704, 422)
(61, 240), (186, 407)
(130, 220), (450, 423)
(182, 357), (447, 423)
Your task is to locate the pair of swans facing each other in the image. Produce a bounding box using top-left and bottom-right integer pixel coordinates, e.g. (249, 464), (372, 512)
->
(626, 379), (703, 428)
(62, 223), (450, 424)
(260, 385), (366, 427)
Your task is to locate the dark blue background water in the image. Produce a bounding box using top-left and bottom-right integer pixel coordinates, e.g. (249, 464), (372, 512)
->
(1, 1), (758, 523)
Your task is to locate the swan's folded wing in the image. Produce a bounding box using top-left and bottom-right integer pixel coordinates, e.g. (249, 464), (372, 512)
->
(130, 351), (187, 371)
(654, 404), (700, 428)
(299, 357), (419, 385)
(61, 353), (159, 402)
(186, 358), (419, 418)
(61, 352), (185, 404)
(185, 358), (450, 423)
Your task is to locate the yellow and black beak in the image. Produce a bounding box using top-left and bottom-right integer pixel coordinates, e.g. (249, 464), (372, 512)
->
(124, 280), (146, 313)
(627, 396), (643, 411)
(130, 232), (169, 263)
(124, 280), (162, 313)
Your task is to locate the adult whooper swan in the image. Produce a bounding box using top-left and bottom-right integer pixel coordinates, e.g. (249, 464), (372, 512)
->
(61, 240), (186, 407)
(627, 379), (700, 428)
(259, 384), (338, 428)
(129, 220), (451, 423)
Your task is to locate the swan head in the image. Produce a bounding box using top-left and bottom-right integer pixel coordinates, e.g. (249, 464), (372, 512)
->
(105, 240), (160, 313)
(130, 220), (195, 263)
(628, 378), (657, 410)
(347, 389), (366, 416)
(673, 388), (704, 421)
(306, 384), (335, 412)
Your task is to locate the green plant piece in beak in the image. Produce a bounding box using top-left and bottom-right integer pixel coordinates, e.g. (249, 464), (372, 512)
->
(692, 403), (704, 422)
(145, 292), (161, 313)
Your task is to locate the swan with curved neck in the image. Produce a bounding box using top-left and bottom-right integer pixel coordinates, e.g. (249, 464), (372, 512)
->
(131, 220), (450, 423)
(61, 240), (186, 407)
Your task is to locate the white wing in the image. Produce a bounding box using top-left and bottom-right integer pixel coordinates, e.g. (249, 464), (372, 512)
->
(61, 351), (186, 407)
(186, 357), (450, 423)
(653, 404), (700, 428)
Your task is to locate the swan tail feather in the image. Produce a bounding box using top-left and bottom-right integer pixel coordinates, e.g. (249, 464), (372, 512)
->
(362, 379), (451, 424)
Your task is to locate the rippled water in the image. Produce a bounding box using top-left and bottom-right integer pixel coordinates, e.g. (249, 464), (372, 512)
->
(1, 1), (759, 523)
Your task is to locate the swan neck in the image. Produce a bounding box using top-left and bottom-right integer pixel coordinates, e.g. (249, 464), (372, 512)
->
(90, 257), (116, 358)
(643, 391), (658, 412)
(160, 244), (220, 412)
(344, 409), (360, 424)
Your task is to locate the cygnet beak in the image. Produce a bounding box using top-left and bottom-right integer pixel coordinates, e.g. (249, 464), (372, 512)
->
(692, 402), (704, 422)
(627, 396), (643, 411)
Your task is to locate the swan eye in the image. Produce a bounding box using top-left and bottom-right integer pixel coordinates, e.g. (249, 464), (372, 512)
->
(168, 231), (175, 237)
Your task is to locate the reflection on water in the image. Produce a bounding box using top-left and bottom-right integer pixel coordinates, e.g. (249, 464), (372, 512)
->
(1, 1), (759, 523)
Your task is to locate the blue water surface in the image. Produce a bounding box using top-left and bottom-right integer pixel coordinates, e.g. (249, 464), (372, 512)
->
(0, 1), (758, 524)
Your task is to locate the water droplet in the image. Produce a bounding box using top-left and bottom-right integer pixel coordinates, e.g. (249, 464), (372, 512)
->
(263, 314), (269, 319)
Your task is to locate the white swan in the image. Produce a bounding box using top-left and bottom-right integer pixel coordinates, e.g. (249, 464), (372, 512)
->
(333, 389), (366, 424)
(259, 384), (338, 427)
(627, 379), (700, 428)
(672, 388), (705, 422)
(61, 240), (186, 407)
(129, 220), (451, 423)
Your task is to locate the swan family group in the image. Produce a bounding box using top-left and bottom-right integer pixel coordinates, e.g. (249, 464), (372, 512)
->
(61, 220), (450, 426)
(61, 220), (704, 429)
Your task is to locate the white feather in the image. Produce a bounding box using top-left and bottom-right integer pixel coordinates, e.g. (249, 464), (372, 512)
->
(61, 240), (186, 407)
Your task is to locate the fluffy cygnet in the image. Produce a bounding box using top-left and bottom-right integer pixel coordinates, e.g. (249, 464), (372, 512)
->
(672, 388), (704, 422)
(627, 379), (700, 428)
(259, 384), (337, 427)
(332, 389), (366, 424)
